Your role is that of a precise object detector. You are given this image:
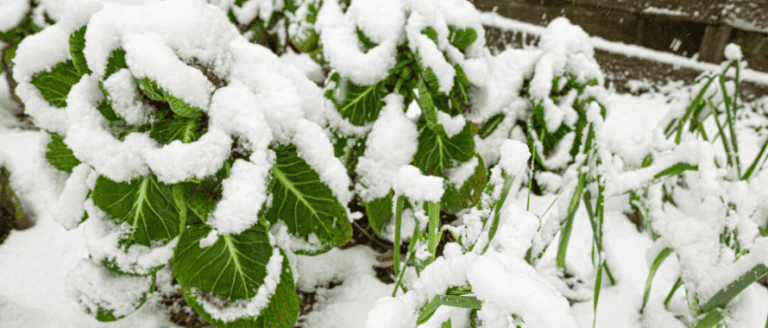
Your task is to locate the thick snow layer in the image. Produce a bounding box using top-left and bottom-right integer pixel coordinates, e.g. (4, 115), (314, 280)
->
(0, 0), (29, 32)
(392, 165), (444, 203)
(355, 94), (418, 202)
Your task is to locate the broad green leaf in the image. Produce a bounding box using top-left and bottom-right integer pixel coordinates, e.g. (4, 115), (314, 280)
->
(92, 174), (181, 247)
(173, 224), (272, 301)
(69, 26), (90, 75)
(442, 156), (487, 213)
(181, 250), (300, 328)
(266, 146), (352, 248)
(414, 123), (475, 175)
(448, 27), (477, 51)
(442, 319), (452, 328)
(31, 60), (81, 108)
(364, 191), (394, 237)
(641, 247), (674, 313)
(150, 116), (204, 144)
(327, 73), (386, 126)
(45, 132), (81, 173)
(104, 48), (128, 80)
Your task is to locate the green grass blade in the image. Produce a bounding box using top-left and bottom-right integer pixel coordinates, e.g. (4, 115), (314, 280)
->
(556, 172), (587, 268)
(426, 201), (440, 265)
(417, 295), (483, 325)
(393, 225), (420, 297)
(664, 277), (683, 309)
(481, 172), (516, 254)
(641, 247), (674, 312)
(394, 195), (405, 276)
(700, 264), (767, 313)
(653, 163), (698, 180)
(696, 309), (725, 328)
(742, 135), (768, 180)
(593, 263), (603, 328)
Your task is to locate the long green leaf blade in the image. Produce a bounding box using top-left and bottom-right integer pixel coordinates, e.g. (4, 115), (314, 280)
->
(701, 264), (767, 313)
(653, 162), (698, 180)
(266, 146), (352, 248)
(417, 295), (483, 325)
(641, 247), (674, 312)
(556, 172), (587, 268)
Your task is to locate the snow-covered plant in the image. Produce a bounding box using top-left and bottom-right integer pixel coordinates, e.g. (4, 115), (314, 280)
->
(209, 0), (322, 57)
(15, 0), (356, 325)
(359, 15), (617, 328)
(603, 45), (768, 327)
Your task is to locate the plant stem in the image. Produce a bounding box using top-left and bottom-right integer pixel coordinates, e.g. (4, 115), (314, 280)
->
(426, 201), (440, 265)
(393, 195), (405, 276)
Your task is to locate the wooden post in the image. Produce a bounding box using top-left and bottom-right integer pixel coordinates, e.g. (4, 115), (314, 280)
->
(699, 24), (733, 63)
(636, 15), (647, 46)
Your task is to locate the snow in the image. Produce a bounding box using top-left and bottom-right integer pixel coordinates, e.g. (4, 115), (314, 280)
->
(724, 43), (743, 62)
(355, 94), (418, 202)
(392, 165), (444, 203)
(0, 0), (29, 32)
(293, 118), (352, 205)
(436, 111), (465, 138)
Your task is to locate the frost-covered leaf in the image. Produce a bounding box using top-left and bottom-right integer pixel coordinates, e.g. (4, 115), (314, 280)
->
(326, 73), (386, 126)
(45, 132), (81, 173)
(96, 97), (122, 123)
(69, 26), (90, 75)
(266, 146), (352, 247)
(67, 259), (155, 322)
(365, 191), (393, 237)
(414, 123), (475, 175)
(180, 249), (299, 328)
(150, 116), (204, 144)
(173, 224), (272, 300)
(442, 156), (487, 213)
(31, 60), (81, 108)
(414, 75), (440, 131)
(91, 174), (181, 247)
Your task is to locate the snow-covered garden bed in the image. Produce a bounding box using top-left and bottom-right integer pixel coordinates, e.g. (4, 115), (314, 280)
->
(1, 0), (767, 327)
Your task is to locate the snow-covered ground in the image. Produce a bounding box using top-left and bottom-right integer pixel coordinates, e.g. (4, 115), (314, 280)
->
(4, 70), (766, 327)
